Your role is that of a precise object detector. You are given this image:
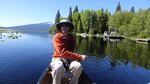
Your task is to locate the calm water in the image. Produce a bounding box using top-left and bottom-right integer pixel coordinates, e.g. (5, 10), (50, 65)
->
(0, 31), (150, 84)
(0, 31), (53, 84)
(75, 36), (150, 84)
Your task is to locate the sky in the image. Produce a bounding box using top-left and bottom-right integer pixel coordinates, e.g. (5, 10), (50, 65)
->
(0, 0), (150, 27)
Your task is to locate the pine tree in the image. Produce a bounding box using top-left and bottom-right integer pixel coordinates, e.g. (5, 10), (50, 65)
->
(80, 10), (91, 34)
(97, 10), (103, 34)
(72, 12), (79, 33)
(115, 2), (121, 12)
(130, 6), (135, 13)
(101, 9), (105, 33)
(89, 11), (97, 34)
(103, 13), (109, 33)
(148, 8), (150, 11)
(73, 5), (79, 13)
(77, 14), (84, 33)
(55, 10), (61, 24)
(68, 6), (73, 23)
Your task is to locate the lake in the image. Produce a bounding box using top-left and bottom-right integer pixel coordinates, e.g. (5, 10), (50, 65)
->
(0, 31), (150, 84)
(0, 31), (52, 84)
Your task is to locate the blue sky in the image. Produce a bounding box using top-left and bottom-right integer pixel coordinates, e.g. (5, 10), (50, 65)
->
(0, 0), (149, 27)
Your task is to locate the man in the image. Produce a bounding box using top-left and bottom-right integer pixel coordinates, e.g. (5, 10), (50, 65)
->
(50, 19), (87, 84)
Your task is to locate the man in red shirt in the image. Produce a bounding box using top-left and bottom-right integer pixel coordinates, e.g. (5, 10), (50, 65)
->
(50, 19), (87, 84)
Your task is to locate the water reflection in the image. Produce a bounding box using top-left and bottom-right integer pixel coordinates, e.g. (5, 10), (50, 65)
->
(75, 36), (107, 57)
(75, 36), (150, 69)
(75, 36), (150, 84)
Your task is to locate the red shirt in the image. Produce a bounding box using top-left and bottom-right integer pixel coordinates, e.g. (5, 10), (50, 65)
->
(52, 32), (81, 61)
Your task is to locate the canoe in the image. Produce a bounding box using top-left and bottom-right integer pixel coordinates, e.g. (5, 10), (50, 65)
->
(137, 39), (150, 43)
(37, 65), (92, 84)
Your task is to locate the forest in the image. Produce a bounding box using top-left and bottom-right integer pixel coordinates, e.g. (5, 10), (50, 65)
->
(50, 2), (150, 38)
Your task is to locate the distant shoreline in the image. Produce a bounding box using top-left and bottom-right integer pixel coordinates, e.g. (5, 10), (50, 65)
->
(76, 33), (150, 42)
(0, 28), (48, 32)
(1, 29), (150, 42)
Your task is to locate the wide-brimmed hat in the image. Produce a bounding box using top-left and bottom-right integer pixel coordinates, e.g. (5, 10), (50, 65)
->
(56, 19), (74, 30)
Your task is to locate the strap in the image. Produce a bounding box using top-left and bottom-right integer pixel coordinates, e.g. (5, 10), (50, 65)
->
(61, 58), (70, 71)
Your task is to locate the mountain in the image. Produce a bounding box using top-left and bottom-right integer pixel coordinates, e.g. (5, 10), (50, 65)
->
(6, 22), (53, 31)
(0, 27), (5, 28)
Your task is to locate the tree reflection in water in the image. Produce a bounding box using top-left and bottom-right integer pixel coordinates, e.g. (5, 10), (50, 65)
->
(75, 36), (150, 70)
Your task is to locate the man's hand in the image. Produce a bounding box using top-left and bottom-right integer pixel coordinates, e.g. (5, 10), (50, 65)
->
(80, 55), (88, 61)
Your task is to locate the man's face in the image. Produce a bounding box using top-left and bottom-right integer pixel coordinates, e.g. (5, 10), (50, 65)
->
(60, 23), (70, 34)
